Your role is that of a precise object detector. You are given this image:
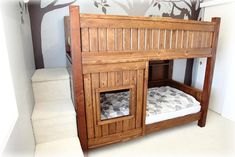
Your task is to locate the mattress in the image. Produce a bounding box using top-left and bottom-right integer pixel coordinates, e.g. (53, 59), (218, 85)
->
(146, 86), (201, 124)
(100, 86), (201, 123)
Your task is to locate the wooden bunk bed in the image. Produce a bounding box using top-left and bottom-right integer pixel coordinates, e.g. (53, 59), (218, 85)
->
(64, 5), (220, 152)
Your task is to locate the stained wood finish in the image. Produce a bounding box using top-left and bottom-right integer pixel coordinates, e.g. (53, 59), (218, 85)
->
(67, 6), (220, 150)
(83, 61), (147, 148)
(146, 112), (202, 134)
(79, 14), (216, 65)
(69, 6), (88, 151)
(198, 18), (221, 127)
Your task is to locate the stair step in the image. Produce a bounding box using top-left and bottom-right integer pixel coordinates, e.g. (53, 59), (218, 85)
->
(32, 68), (71, 103)
(32, 68), (69, 82)
(32, 100), (77, 144)
(35, 138), (83, 157)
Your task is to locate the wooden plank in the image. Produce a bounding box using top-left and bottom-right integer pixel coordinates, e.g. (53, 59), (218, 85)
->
(169, 80), (202, 101)
(146, 112), (202, 134)
(123, 28), (131, 50)
(152, 29), (159, 49)
(122, 71), (130, 131)
(159, 30), (165, 49)
(129, 70), (137, 129)
(99, 72), (109, 136)
(116, 28), (123, 51)
(139, 29), (145, 50)
(83, 62), (146, 74)
(81, 28), (89, 52)
(80, 13), (214, 25)
(82, 48), (212, 65)
(89, 28), (98, 51)
(146, 29), (152, 50)
(171, 30), (177, 49)
(131, 29), (138, 50)
(98, 28), (107, 51)
(165, 30), (171, 49)
(83, 74), (94, 139)
(142, 62), (149, 134)
(107, 71), (116, 134)
(107, 28), (115, 51)
(80, 18), (215, 32)
(136, 70), (144, 128)
(177, 30), (183, 48)
(115, 71), (123, 133)
(69, 5), (88, 150)
(182, 30), (188, 49)
(193, 31), (199, 48)
(91, 73), (102, 138)
(88, 128), (142, 148)
(188, 31), (194, 48)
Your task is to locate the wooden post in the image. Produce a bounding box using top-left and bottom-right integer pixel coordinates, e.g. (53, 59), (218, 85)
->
(198, 17), (221, 127)
(70, 6), (88, 151)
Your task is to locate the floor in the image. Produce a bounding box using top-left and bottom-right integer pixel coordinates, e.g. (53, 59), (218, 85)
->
(89, 110), (235, 157)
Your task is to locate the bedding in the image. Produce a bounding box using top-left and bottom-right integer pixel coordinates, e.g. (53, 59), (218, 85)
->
(100, 86), (201, 123)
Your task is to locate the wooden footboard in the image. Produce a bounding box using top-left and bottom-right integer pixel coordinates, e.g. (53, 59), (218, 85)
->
(145, 112), (202, 135)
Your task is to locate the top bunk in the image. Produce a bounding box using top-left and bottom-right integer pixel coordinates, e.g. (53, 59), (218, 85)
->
(65, 6), (220, 65)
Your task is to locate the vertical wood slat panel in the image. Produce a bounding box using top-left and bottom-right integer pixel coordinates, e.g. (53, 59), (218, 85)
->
(107, 28), (115, 51)
(91, 73), (102, 138)
(122, 71), (130, 131)
(116, 28), (123, 51)
(139, 29), (145, 50)
(81, 28), (89, 52)
(165, 30), (171, 49)
(171, 30), (177, 49)
(89, 28), (98, 51)
(136, 70), (144, 128)
(107, 72), (116, 134)
(201, 31), (206, 48)
(131, 29), (138, 50)
(98, 28), (107, 51)
(124, 29), (131, 50)
(159, 29), (165, 49)
(129, 70), (137, 129)
(152, 29), (159, 49)
(146, 29), (152, 50)
(99, 72), (109, 136)
(84, 74), (94, 139)
(115, 71), (123, 133)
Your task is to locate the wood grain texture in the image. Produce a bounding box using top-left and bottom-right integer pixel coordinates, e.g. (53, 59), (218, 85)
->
(69, 5), (88, 151)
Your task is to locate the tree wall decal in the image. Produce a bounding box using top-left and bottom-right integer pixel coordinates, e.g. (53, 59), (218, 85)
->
(28, 0), (76, 68)
(93, 0), (110, 14)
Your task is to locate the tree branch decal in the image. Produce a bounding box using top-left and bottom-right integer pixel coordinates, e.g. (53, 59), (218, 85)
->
(28, 0), (76, 68)
(93, 0), (110, 14)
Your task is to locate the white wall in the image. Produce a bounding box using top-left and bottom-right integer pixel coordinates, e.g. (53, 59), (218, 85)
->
(1, 0), (36, 156)
(194, 0), (235, 121)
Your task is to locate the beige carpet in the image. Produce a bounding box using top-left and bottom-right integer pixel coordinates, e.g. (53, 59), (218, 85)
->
(89, 110), (235, 157)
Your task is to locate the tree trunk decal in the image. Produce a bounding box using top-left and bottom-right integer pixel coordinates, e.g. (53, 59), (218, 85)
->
(28, 0), (76, 69)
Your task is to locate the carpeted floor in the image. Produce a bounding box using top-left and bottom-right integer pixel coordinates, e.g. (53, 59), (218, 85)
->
(89, 110), (235, 157)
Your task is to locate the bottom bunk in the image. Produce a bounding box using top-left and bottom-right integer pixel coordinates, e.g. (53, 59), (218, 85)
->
(100, 86), (201, 125)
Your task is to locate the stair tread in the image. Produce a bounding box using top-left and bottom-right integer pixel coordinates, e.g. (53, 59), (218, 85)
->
(35, 137), (83, 157)
(32, 68), (69, 82)
(32, 99), (75, 120)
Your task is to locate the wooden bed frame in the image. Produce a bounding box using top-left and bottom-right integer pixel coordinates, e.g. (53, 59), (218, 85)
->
(64, 5), (220, 152)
